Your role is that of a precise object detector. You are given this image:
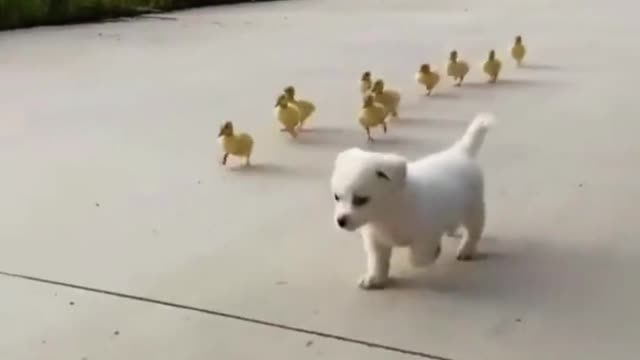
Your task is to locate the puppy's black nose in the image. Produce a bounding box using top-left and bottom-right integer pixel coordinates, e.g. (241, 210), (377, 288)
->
(337, 215), (348, 228)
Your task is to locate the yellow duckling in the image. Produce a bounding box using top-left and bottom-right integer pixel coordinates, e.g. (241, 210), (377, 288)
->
(370, 79), (401, 119)
(483, 49), (502, 83)
(360, 71), (373, 96)
(358, 94), (388, 141)
(283, 86), (315, 129)
(415, 64), (440, 96)
(447, 50), (470, 87)
(511, 35), (526, 66)
(274, 94), (300, 138)
(217, 121), (253, 166)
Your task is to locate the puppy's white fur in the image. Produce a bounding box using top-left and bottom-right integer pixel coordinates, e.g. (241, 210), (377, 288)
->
(331, 113), (494, 289)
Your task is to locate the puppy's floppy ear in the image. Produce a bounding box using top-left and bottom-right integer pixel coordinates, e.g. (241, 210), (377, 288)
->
(334, 147), (365, 168)
(375, 153), (407, 188)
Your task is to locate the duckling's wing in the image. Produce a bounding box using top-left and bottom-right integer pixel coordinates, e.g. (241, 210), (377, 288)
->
(386, 90), (401, 104)
(239, 133), (253, 145)
(483, 61), (491, 74)
(358, 109), (376, 127)
(512, 45), (526, 59)
(304, 100), (316, 114)
(447, 63), (456, 76)
(461, 61), (470, 75)
(375, 105), (388, 121)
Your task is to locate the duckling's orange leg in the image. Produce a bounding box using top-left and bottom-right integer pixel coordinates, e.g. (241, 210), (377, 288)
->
(245, 155), (251, 166)
(366, 127), (373, 142)
(287, 127), (298, 138)
(427, 88), (432, 96)
(382, 123), (387, 133)
(221, 153), (229, 166)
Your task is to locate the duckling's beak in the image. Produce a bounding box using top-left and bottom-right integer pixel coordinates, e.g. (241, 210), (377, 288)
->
(217, 129), (224, 137)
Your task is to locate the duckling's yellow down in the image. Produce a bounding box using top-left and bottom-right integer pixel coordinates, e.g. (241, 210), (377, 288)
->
(358, 95), (387, 141)
(274, 94), (300, 137)
(360, 71), (373, 96)
(371, 79), (401, 118)
(284, 86), (315, 128)
(447, 50), (470, 86)
(483, 50), (502, 83)
(511, 35), (526, 66)
(218, 121), (253, 166)
(415, 64), (440, 95)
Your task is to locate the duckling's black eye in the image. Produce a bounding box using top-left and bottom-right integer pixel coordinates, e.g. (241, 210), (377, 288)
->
(352, 195), (370, 207)
(334, 193), (341, 202)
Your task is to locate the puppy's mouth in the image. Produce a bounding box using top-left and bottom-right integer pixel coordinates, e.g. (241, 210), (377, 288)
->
(338, 225), (358, 232)
(336, 216), (359, 232)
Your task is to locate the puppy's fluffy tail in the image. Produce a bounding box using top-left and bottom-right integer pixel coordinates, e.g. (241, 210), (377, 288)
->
(455, 113), (495, 157)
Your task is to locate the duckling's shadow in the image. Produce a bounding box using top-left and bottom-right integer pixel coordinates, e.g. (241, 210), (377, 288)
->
(363, 136), (443, 153)
(295, 126), (364, 148)
(227, 163), (294, 176)
(520, 63), (563, 71)
(391, 117), (431, 128)
(422, 92), (461, 100)
(460, 78), (547, 90)
(495, 78), (550, 88)
(393, 116), (466, 130)
(298, 127), (347, 134)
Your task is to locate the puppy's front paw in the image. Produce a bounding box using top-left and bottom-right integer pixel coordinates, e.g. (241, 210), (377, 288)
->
(358, 274), (388, 290)
(456, 248), (476, 261)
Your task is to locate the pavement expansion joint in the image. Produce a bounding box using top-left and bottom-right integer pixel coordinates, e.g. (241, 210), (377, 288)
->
(0, 269), (453, 360)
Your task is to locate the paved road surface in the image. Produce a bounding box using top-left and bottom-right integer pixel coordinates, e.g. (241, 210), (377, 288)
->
(1, 0), (639, 359)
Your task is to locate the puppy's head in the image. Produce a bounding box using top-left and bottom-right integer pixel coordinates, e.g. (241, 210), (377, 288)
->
(330, 148), (407, 231)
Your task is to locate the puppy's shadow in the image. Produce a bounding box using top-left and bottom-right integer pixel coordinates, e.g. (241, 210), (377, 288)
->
(382, 237), (617, 312)
(389, 247), (514, 296)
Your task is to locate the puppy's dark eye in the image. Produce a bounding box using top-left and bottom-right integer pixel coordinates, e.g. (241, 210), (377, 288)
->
(352, 195), (370, 207)
(334, 193), (341, 202)
(376, 170), (390, 180)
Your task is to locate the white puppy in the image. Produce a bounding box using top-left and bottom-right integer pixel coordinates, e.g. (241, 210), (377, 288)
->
(331, 113), (494, 289)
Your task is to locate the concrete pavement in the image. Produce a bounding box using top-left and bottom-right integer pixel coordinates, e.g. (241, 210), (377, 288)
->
(1, 0), (639, 359)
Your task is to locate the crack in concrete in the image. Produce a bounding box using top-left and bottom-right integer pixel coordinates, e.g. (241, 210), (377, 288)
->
(0, 270), (453, 360)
